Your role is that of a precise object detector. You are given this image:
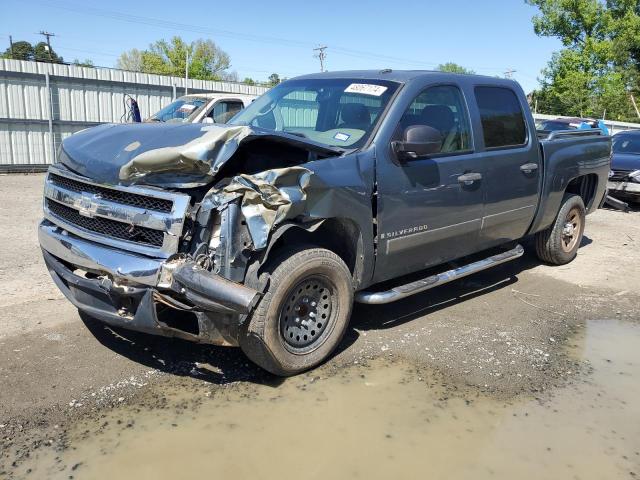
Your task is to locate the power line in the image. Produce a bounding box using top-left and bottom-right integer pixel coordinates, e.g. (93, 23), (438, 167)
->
(3, 3), (542, 87)
(20, 0), (515, 74)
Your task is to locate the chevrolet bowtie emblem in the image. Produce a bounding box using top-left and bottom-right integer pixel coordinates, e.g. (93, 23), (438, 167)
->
(77, 193), (100, 217)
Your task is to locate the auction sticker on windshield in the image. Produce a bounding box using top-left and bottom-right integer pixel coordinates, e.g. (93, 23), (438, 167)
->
(178, 104), (197, 112)
(344, 83), (388, 96)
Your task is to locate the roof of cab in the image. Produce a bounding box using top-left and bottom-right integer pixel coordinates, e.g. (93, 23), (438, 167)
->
(292, 69), (520, 87)
(181, 93), (257, 101)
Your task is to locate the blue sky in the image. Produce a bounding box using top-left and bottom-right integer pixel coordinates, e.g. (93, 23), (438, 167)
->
(0, 0), (561, 92)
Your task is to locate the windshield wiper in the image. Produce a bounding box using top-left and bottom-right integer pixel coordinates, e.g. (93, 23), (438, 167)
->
(287, 131), (308, 139)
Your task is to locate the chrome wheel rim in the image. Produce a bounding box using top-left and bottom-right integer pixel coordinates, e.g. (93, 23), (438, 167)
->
(561, 207), (582, 253)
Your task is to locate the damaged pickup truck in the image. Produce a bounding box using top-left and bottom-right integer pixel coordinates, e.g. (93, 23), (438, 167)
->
(39, 71), (611, 375)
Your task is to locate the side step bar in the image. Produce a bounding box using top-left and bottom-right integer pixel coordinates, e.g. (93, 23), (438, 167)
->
(355, 244), (524, 305)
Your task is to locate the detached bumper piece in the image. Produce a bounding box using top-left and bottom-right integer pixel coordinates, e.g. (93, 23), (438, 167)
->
(172, 265), (259, 314)
(39, 220), (259, 346)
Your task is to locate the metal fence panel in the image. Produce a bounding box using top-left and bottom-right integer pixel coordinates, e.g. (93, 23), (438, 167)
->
(0, 59), (269, 168)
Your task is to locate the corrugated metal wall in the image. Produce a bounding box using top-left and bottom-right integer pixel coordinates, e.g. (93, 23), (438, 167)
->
(0, 59), (269, 168)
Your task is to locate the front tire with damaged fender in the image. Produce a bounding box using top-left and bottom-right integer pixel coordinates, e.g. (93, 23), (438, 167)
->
(239, 246), (353, 376)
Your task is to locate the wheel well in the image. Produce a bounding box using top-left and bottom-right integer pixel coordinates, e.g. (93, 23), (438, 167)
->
(266, 219), (363, 282)
(565, 174), (598, 209)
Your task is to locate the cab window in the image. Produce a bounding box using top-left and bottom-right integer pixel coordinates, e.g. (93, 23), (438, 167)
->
(475, 87), (527, 148)
(397, 85), (472, 154)
(209, 101), (244, 123)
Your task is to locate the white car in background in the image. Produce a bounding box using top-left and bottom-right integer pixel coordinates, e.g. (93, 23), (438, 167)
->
(146, 93), (257, 124)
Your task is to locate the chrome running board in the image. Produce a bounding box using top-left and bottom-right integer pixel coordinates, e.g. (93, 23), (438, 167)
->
(355, 244), (524, 305)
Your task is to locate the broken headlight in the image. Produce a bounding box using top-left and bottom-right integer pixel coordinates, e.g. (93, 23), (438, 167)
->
(629, 170), (640, 183)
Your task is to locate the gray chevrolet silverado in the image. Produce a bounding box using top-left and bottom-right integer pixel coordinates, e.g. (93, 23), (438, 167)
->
(39, 70), (611, 375)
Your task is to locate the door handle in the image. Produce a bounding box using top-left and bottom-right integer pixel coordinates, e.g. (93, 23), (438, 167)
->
(520, 163), (539, 174)
(457, 172), (482, 185)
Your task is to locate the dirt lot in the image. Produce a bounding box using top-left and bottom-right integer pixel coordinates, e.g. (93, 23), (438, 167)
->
(1, 173), (639, 479)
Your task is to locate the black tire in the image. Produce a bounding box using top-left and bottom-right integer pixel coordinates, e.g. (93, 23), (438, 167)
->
(534, 194), (586, 265)
(239, 246), (354, 376)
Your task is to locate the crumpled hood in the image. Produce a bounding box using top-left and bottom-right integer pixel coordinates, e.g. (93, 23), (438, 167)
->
(60, 123), (342, 187)
(611, 152), (640, 172)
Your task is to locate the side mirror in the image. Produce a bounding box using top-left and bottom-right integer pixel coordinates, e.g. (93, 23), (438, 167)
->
(392, 125), (442, 160)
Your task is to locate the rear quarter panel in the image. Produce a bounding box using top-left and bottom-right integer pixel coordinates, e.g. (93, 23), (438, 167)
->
(529, 135), (611, 235)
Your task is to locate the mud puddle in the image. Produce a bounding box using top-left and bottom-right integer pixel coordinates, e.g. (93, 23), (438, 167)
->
(13, 319), (640, 479)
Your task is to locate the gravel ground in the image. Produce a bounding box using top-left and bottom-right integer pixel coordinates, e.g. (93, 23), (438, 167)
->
(1, 173), (638, 475)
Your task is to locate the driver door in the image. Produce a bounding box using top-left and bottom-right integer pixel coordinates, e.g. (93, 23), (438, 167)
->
(374, 84), (486, 281)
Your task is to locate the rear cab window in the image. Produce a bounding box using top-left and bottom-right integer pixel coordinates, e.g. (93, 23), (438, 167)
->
(474, 87), (527, 149)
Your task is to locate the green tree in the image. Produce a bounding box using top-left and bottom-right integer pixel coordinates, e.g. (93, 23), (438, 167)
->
(526, 0), (640, 120)
(2, 40), (34, 60)
(72, 58), (94, 67)
(436, 62), (475, 75)
(243, 77), (256, 86)
(33, 41), (63, 63)
(116, 48), (143, 71)
(124, 36), (231, 80)
(268, 73), (281, 86)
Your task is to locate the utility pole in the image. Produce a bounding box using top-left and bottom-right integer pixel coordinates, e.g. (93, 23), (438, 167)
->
(313, 45), (327, 72)
(9, 35), (14, 58)
(38, 31), (56, 61)
(504, 68), (516, 79)
(185, 50), (189, 96)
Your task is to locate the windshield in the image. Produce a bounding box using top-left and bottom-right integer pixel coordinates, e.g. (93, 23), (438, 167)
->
(229, 78), (400, 148)
(613, 135), (640, 155)
(147, 97), (209, 123)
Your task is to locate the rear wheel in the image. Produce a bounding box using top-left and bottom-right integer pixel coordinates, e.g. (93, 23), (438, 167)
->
(239, 246), (353, 376)
(535, 194), (586, 265)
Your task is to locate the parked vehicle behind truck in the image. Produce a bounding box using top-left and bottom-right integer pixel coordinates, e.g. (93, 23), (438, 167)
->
(146, 93), (256, 124)
(608, 130), (640, 204)
(39, 70), (611, 375)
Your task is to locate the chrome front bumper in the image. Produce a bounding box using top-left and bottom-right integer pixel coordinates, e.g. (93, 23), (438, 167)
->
(39, 220), (166, 287)
(39, 219), (260, 346)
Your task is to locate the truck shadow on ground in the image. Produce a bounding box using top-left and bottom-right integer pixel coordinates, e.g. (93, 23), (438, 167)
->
(80, 239), (591, 385)
(349, 238), (591, 332)
(79, 313), (286, 387)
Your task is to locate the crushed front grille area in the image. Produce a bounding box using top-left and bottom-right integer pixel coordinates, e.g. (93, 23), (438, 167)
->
(46, 198), (165, 247)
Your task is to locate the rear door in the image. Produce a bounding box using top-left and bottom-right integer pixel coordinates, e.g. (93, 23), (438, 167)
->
(473, 86), (540, 246)
(374, 84), (486, 281)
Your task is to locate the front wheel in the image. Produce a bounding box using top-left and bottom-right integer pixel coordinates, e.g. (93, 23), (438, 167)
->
(239, 247), (354, 376)
(535, 194), (586, 265)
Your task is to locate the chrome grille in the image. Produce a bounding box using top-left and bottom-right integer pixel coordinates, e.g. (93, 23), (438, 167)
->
(43, 165), (190, 258)
(610, 170), (631, 182)
(46, 198), (165, 247)
(49, 173), (174, 213)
